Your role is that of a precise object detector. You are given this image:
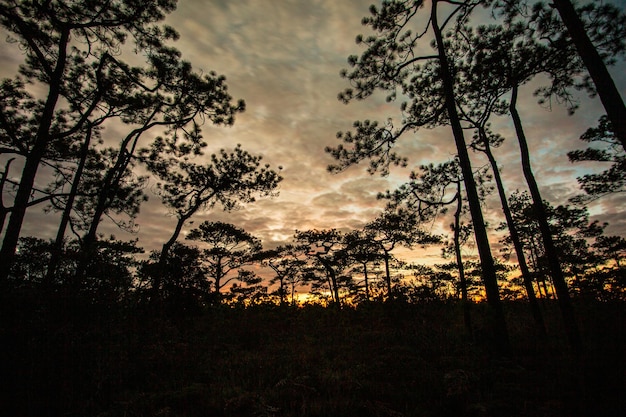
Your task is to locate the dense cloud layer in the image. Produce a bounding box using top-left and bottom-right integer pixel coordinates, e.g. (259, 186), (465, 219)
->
(2, 0), (625, 264)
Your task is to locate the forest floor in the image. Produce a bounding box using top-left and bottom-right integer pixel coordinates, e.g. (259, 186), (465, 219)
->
(2, 295), (625, 417)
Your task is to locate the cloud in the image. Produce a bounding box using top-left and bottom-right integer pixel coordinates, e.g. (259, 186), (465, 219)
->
(2, 0), (625, 270)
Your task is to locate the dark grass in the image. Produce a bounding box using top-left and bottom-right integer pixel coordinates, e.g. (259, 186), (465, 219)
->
(1, 294), (624, 417)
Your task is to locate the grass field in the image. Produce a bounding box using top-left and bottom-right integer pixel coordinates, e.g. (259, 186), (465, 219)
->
(2, 296), (625, 416)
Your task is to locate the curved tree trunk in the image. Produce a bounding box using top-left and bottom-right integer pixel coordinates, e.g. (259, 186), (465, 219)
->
(149, 214), (190, 299)
(510, 85), (582, 352)
(73, 148), (134, 287)
(478, 127), (546, 335)
(432, 0), (510, 355)
(159, 217), (187, 266)
(45, 128), (94, 288)
(328, 266), (340, 308)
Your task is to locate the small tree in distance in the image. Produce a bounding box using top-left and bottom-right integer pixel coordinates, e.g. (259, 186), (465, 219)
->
(145, 145), (282, 296)
(186, 221), (263, 299)
(295, 229), (347, 307)
(365, 208), (440, 300)
(343, 229), (382, 302)
(259, 244), (308, 306)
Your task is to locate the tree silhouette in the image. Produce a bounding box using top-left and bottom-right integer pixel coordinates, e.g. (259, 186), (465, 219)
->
(343, 229), (382, 302)
(551, 206), (606, 295)
(294, 229), (347, 307)
(9, 237), (53, 284)
(140, 242), (209, 310)
(364, 208), (439, 300)
(451, 23), (549, 334)
(459, 2), (626, 337)
(492, 0), (626, 145)
(140, 145), (281, 297)
(79, 237), (143, 303)
(593, 235), (626, 269)
(510, 83), (583, 350)
(545, 0), (626, 146)
(329, 0), (510, 353)
(259, 244), (308, 306)
(591, 235), (626, 299)
(568, 115), (625, 202)
(403, 264), (455, 302)
(384, 159), (482, 334)
(0, 0), (183, 280)
(460, 12), (592, 350)
(186, 221), (263, 298)
(498, 190), (617, 302)
(497, 190), (551, 298)
(70, 52), (245, 285)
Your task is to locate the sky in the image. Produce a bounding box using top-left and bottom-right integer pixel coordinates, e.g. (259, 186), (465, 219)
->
(3, 0), (626, 266)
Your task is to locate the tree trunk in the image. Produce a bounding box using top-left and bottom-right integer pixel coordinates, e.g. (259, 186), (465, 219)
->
(73, 148), (132, 286)
(510, 85), (582, 352)
(214, 260), (224, 300)
(478, 127), (546, 335)
(363, 262), (370, 301)
(383, 251), (392, 300)
(328, 267), (340, 308)
(452, 185), (472, 339)
(45, 128), (94, 287)
(149, 214), (188, 298)
(551, 0), (626, 149)
(0, 30), (70, 282)
(536, 278), (545, 299)
(432, 0), (510, 355)
(0, 158), (15, 235)
(319, 256), (340, 307)
(278, 276), (286, 306)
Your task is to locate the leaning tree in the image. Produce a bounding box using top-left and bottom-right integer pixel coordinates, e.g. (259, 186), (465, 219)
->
(0, 0), (184, 280)
(145, 145), (282, 297)
(382, 159), (483, 335)
(502, 0), (626, 147)
(327, 0), (511, 353)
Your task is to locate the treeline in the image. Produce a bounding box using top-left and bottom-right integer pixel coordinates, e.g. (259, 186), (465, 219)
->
(7, 190), (626, 308)
(1, 0), (625, 360)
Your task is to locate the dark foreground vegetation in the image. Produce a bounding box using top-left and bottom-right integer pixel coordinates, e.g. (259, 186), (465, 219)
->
(1, 0), (626, 415)
(2, 292), (624, 417)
